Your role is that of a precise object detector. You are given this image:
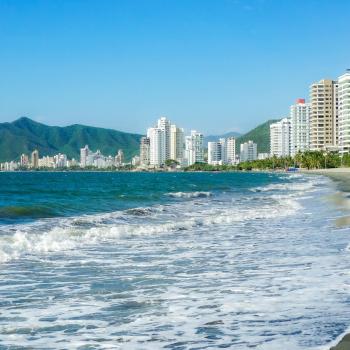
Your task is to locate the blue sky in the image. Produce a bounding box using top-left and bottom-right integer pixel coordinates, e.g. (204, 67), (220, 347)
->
(0, 0), (349, 135)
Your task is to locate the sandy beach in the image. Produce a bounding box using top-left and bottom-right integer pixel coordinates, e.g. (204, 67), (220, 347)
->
(302, 168), (350, 350)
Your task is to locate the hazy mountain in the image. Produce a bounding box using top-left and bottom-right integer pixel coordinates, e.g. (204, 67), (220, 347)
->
(0, 117), (143, 162)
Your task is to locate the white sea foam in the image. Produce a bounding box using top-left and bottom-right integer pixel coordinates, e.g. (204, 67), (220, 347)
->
(167, 191), (212, 198)
(0, 193), (301, 263)
(251, 178), (323, 193)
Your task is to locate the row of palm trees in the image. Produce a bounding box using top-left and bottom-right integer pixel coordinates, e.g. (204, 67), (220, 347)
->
(185, 151), (350, 171)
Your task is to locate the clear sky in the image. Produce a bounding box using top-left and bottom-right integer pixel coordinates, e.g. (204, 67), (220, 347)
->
(0, 0), (349, 135)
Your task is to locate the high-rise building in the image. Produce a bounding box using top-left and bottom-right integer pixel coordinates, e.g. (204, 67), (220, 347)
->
(146, 117), (184, 167)
(146, 117), (173, 167)
(80, 145), (90, 168)
(226, 137), (236, 164)
(240, 141), (257, 162)
(140, 137), (150, 166)
(207, 137), (236, 165)
(147, 127), (165, 166)
(115, 149), (124, 166)
(31, 149), (39, 169)
(208, 141), (222, 165)
(185, 130), (204, 166)
(20, 154), (29, 167)
(338, 70), (350, 154)
(290, 98), (311, 156)
(270, 118), (291, 157)
(157, 117), (171, 160)
(170, 124), (184, 162)
(310, 79), (338, 150)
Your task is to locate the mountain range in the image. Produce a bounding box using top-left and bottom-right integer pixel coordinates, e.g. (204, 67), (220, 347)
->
(0, 117), (142, 162)
(0, 117), (278, 162)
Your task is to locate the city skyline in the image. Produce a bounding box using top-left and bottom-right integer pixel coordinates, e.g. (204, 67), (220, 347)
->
(0, 0), (349, 134)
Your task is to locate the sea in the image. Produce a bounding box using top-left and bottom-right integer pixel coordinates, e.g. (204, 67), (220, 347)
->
(0, 171), (350, 350)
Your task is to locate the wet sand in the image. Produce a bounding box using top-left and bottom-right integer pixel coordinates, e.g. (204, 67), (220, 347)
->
(303, 168), (350, 349)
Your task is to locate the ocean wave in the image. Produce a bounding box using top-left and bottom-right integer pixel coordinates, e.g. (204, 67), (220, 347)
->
(0, 206), (56, 219)
(167, 191), (212, 199)
(0, 194), (301, 264)
(251, 181), (317, 193)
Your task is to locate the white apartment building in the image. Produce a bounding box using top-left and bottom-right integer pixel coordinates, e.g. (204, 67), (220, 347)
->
(80, 145), (90, 168)
(240, 140), (257, 162)
(146, 117), (183, 167)
(115, 149), (124, 166)
(157, 117), (171, 160)
(31, 149), (39, 169)
(170, 124), (184, 162)
(226, 137), (236, 164)
(338, 70), (350, 154)
(147, 127), (165, 166)
(270, 118), (291, 157)
(310, 79), (338, 150)
(208, 137), (236, 165)
(290, 98), (311, 156)
(208, 141), (222, 165)
(185, 130), (204, 165)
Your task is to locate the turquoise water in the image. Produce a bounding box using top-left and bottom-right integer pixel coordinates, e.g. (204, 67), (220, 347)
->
(0, 172), (350, 349)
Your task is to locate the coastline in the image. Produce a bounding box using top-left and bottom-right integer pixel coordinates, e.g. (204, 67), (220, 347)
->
(303, 168), (350, 350)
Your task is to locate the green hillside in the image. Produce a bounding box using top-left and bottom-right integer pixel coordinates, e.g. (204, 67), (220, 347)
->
(237, 119), (279, 153)
(0, 117), (143, 162)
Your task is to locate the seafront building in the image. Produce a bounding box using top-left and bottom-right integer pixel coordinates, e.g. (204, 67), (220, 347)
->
(208, 137), (236, 165)
(170, 124), (184, 163)
(208, 141), (223, 165)
(20, 154), (29, 167)
(140, 137), (150, 166)
(31, 149), (39, 169)
(310, 79), (338, 151)
(185, 130), (204, 165)
(338, 70), (350, 154)
(240, 140), (257, 162)
(290, 98), (311, 156)
(226, 137), (236, 164)
(143, 117), (203, 167)
(258, 153), (270, 160)
(147, 126), (165, 166)
(270, 118), (291, 157)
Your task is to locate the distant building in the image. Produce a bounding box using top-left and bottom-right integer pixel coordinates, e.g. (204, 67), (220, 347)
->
(132, 155), (140, 166)
(270, 118), (291, 157)
(290, 98), (311, 156)
(310, 79), (338, 150)
(148, 126), (165, 166)
(140, 137), (150, 166)
(185, 130), (204, 165)
(208, 141), (223, 165)
(208, 137), (236, 165)
(240, 141), (257, 162)
(258, 153), (270, 160)
(20, 154), (29, 167)
(54, 153), (67, 168)
(38, 156), (54, 168)
(80, 145), (90, 168)
(226, 137), (236, 164)
(31, 149), (39, 169)
(115, 149), (124, 166)
(338, 70), (350, 154)
(170, 124), (184, 162)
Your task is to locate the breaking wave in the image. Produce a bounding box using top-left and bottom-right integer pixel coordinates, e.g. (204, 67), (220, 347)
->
(0, 194), (301, 264)
(167, 191), (212, 198)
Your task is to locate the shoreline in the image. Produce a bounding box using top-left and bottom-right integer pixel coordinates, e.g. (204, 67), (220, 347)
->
(303, 168), (350, 350)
